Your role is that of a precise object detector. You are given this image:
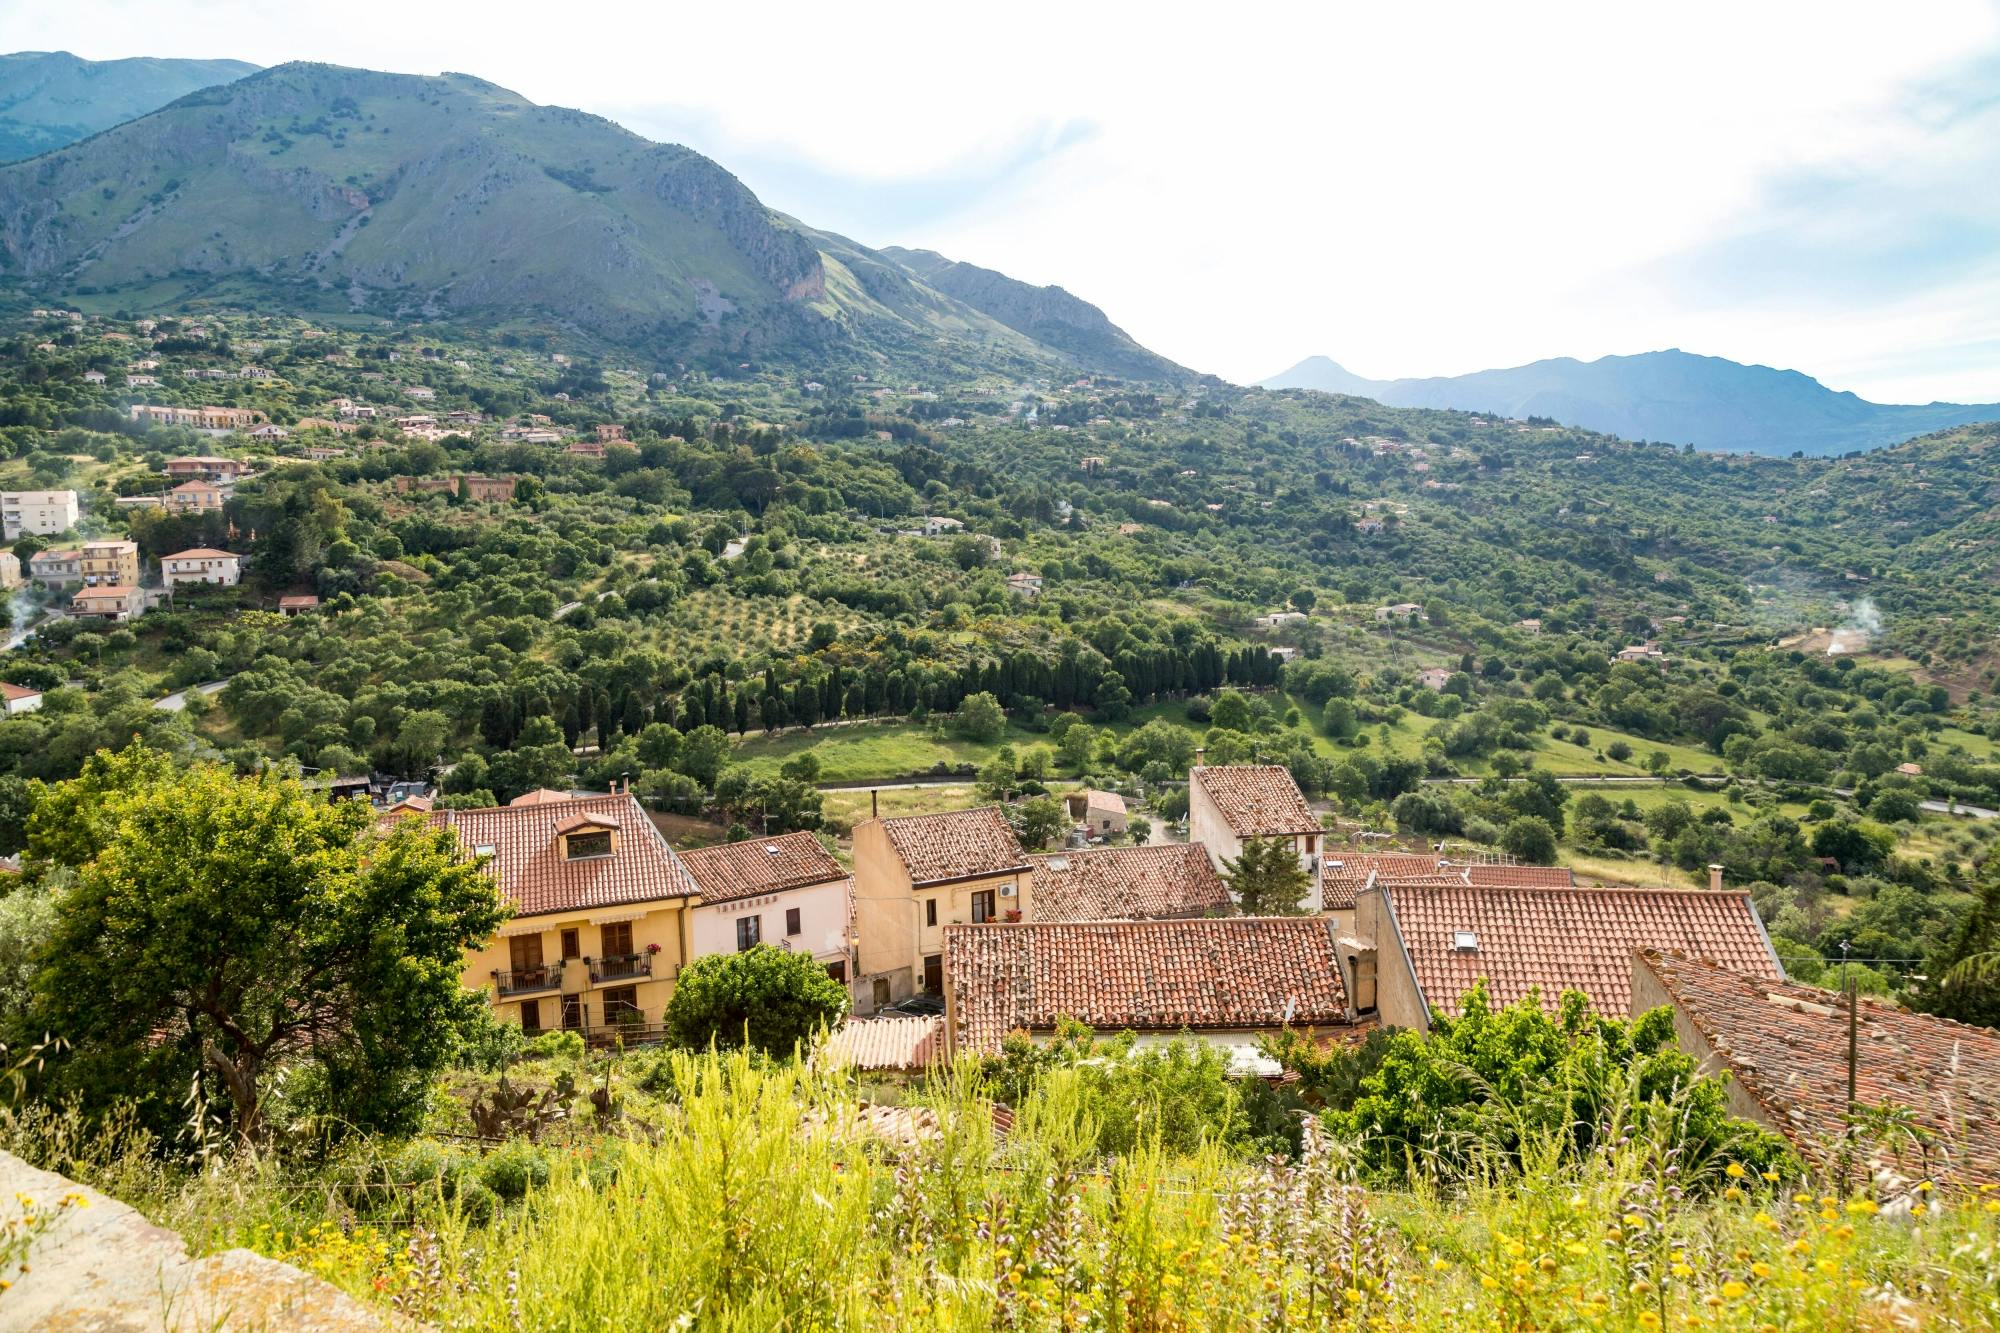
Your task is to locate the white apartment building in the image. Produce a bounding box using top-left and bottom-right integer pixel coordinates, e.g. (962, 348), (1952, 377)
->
(1, 490), (79, 541)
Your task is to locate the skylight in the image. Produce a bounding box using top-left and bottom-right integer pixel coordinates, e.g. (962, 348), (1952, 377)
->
(1452, 930), (1479, 951)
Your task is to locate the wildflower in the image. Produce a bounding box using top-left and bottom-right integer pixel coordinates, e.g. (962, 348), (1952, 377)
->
(1750, 1262), (1771, 1279)
(1431, 1257), (1448, 1272)
(1761, 1171), (1780, 1182)
(1638, 1314), (1661, 1330)
(1723, 1186), (1744, 1201)
(1726, 1164), (1746, 1179)
(1983, 1200), (2000, 1214)
(1722, 1280), (1747, 1300)
(1846, 1199), (1878, 1216)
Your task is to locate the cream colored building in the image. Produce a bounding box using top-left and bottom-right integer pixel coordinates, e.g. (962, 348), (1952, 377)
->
(1188, 763), (1324, 912)
(1, 490), (79, 540)
(852, 806), (1032, 1011)
(161, 548), (241, 588)
(434, 792), (701, 1038)
(678, 831), (855, 986)
(79, 539), (140, 588)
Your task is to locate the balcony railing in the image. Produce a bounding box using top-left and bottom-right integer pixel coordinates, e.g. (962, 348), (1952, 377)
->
(589, 952), (653, 984)
(492, 962), (563, 995)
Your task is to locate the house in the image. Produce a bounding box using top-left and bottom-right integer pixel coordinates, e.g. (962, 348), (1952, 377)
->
(1346, 881), (1782, 1034)
(82, 370), (106, 384)
(1005, 571), (1043, 598)
(564, 440), (607, 459)
(594, 423), (626, 442)
(168, 480), (225, 513)
(1063, 789), (1128, 837)
(128, 405), (266, 431)
(819, 1014), (945, 1077)
(1514, 618), (1543, 633)
(1027, 844), (1232, 922)
(942, 918), (1361, 1073)
(1270, 646), (1301, 663)
(0, 682), (43, 715)
(405, 385), (436, 400)
(305, 446), (346, 461)
(677, 831), (855, 986)
(851, 806), (1032, 1011)
(160, 548), (241, 588)
(1255, 611), (1307, 628)
(439, 792), (701, 1039)
(1616, 643), (1667, 665)
(0, 490), (79, 540)
(1356, 517), (1386, 534)
(391, 475), (517, 502)
(164, 456), (253, 481)
(278, 594), (320, 616)
(920, 516), (964, 537)
(76, 539), (140, 588)
(1079, 455), (1108, 472)
(1632, 950), (2000, 1185)
(68, 585), (145, 621)
(1894, 762), (1924, 777)
(28, 548), (81, 589)
(1188, 763), (1324, 912)
(1375, 602), (1426, 623)
(1417, 667), (1455, 691)
(248, 425), (291, 441)
(238, 366), (274, 380)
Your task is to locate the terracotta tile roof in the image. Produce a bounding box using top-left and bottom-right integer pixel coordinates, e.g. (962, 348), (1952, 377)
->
(875, 806), (1027, 886)
(820, 1015), (945, 1072)
(1084, 790), (1127, 815)
(508, 788), (574, 805)
(1458, 863), (1576, 888)
(1639, 951), (2000, 1182)
(425, 793), (697, 918)
(1322, 870), (1468, 912)
(161, 547), (236, 561)
(1322, 851), (1443, 878)
(1192, 765), (1319, 837)
(1378, 883), (1779, 1020)
(944, 918), (1351, 1056)
(277, 594), (319, 609)
(678, 831), (849, 908)
(1028, 844), (1232, 922)
(0, 683), (40, 701)
(552, 810), (620, 835)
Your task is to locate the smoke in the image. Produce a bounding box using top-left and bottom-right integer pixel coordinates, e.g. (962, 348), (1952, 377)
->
(1827, 597), (1882, 655)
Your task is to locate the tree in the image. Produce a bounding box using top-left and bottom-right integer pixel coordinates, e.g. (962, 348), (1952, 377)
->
(30, 756), (503, 1145)
(664, 945), (848, 1056)
(1058, 721), (1095, 772)
(957, 691), (1006, 742)
(1918, 871), (2000, 1030)
(1500, 815), (1559, 865)
(1224, 835), (1311, 915)
(1209, 690), (1253, 733)
(1322, 698), (1359, 741)
(1014, 794), (1067, 850)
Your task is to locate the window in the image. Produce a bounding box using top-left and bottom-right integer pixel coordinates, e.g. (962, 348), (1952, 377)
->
(560, 928), (580, 960)
(736, 915), (761, 951)
(971, 890), (996, 924)
(600, 921), (633, 957)
(785, 907), (802, 936)
(1304, 834), (1317, 853)
(602, 985), (640, 1028)
(925, 898), (938, 928)
(1452, 930), (1480, 952)
(561, 996), (584, 1030)
(519, 998), (542, 1034)
(922, 954), (944, 995)
(509, 934), (544, 971)
(565, 830), (613, 860)
(825, 960), (847, 984)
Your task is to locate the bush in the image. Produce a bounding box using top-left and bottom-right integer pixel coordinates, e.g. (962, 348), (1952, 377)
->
(521, 1030), (586, 1063)
(665, 944), (849, 1056)
(480, 1139), (553, 1201)
(1500, 815), (1559, 864)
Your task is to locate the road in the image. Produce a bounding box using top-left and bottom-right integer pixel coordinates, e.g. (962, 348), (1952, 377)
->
(153, 680), (229, 712)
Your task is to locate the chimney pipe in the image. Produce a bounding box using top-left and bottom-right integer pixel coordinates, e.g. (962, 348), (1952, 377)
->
(1194, 746), (1205, 770)
(1708, 863), (1724, 892)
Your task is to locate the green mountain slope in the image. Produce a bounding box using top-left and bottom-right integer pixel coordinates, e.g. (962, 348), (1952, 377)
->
(0, 62), (1162, 380)
(0, 50), (257, 162)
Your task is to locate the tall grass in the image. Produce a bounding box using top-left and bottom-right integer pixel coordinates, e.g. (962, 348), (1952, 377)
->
(12, 1048), (2000, 1329)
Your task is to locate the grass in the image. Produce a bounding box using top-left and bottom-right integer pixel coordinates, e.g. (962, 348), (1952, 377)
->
(13, 1047), (1996, 1330)
(730, 719), (1050, 783)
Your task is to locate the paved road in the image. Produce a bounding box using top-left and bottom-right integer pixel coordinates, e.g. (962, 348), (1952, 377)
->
(153, 679), (229, 712)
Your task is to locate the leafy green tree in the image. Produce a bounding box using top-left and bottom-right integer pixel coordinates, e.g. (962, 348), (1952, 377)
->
(1209, 690), (1253, 733)
(1224, 835), (1310, 915)
(1919, 871), (2000, 1029)
(1058, 721), (1095, 772)
(1321, 698), (1359, 741)
(1014, 794), (1067, 850)
(29, 756), (503, 1144)
(664, 945), (848, 1056)
(957, 691), (1007, 742)
(1501, 815), (1559, 865)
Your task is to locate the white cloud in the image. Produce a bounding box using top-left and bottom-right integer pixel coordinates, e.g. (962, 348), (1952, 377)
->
(12, 0), (2000, 399)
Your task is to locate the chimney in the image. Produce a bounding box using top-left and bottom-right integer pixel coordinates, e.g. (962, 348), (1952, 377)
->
(1708, 863), (1724, 892)
(1193, 746), (1205, 772)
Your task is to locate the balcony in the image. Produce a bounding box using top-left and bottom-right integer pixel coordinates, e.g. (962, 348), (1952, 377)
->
(589, 952), (653, 984)
(492, 962), (563, 996)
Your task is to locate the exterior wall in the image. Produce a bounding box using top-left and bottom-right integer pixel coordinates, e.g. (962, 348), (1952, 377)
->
(0, 552), (19, 589)
(690, 876), (853, 973)
(852, 820), (1031, 1012)
(29, 556), (80, 588)
(461, 899), (690, 1035)
(1187, 781), (1323, 912)
(1629, 964), (1777, 1133)
(1086, 804), (1128, 836)
(169, 488), (224, 513)
(1354, 887), (1431, 1031)
(163, 558), (241, 587)
(0, 491), (79, 540)
(80, 544), (140, 587)
(3, 693), (42, 716)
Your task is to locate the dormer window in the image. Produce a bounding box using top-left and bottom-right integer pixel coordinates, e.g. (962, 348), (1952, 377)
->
(553, 811), (619, 860)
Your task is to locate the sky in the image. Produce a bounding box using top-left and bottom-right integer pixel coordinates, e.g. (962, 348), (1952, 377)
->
(7, 0), (2000, 401)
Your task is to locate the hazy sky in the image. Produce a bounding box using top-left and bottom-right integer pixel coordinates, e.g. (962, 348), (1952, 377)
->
(8, 0), (2000, 400)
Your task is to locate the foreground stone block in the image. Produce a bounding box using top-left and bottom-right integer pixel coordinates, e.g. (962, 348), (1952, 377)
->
(0, 1150), (404, 1331)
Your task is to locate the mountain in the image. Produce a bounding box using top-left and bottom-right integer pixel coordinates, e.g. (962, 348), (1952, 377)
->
(1261, 349), (2000, 456)
(0, 50), (257, 162)
(0, 62), (1184, 381)
(878, 247), (1187, 381)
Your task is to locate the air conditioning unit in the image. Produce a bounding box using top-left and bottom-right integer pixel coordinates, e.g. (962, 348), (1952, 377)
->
(998, 883), (1017, 898)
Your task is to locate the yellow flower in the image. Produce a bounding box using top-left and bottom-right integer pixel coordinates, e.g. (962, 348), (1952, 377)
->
(1726, 1163), (1746, 1179)
(1983, 1200), (2000, 1214)
(1761, 1171), (1780, 1182)
(1723, 1186), (1745, 1201)
(1672, 1264), (1694, 1279)
(1638, 1314), (1661, 1330)
(1916, 1180), (1934, 1193)
(1480, 1274), (1499, 1291)
(1430, 1257), (1448, 1271)
(1623, 1214), (1646, 1229)
(1722, 1280), (1747, 1300)
(1846, 1199), (1878, 1215)
(1751, 1262), (1772, 1279)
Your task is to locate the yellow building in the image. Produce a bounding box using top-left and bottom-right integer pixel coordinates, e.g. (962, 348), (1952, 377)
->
(432, 791), (700, 1038)
(851, 806), (1032, 1011)
(79, 538), (140, 587)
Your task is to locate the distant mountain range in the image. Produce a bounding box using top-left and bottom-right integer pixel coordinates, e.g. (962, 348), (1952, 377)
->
(1260, 351), (2000, 457)
(0, 51), (257, 162)
(0, 60), (1189, 382)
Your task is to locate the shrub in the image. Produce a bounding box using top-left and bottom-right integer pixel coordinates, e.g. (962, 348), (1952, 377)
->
(521, 1030), (586, 1063)
(479, 1139), (553, 1201)
(665, 944), (849, 1056)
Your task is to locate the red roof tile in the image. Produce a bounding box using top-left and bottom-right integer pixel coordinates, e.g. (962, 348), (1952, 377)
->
(1378, 883), (1779, 1019)
(678, 831), (849, 908)
(876, 806), (1027, 886)
(1639, 951), (2000, 1182)
(1028, 844), (1232, 922)
(161, 547), (236, 561)
(0, 683), (40, 701)
(426, 794), (696, 918)
(1458, 863), (1576, 888)
(821, 1015), (944, 1072)
(1322, 870), (1469, 912)
(944, 918), (1351, 1056)
(1192, 765), (1319, 836)
(507, 788), (573, 806)
(1322, 851), (1444, 877)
